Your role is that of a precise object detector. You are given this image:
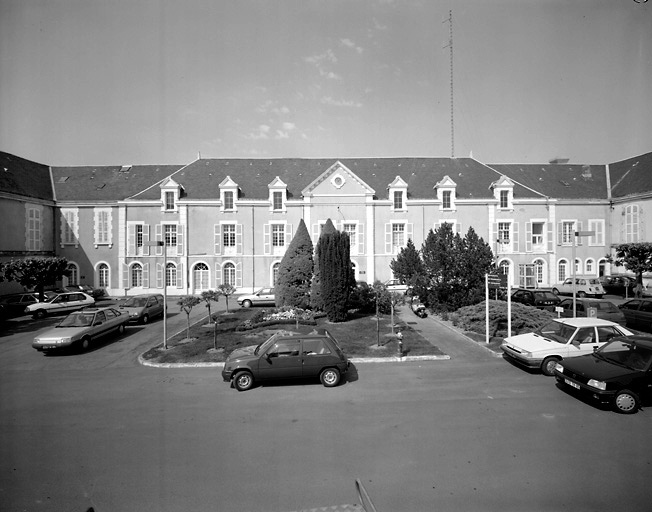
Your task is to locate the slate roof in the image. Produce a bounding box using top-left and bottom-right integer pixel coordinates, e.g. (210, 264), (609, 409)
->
(129, 157), (524, 201)
(50, 163), (183, 202)
(487, 163), (609, 200)
(608, 151), (652, 199)
(0, 152), (54, 201)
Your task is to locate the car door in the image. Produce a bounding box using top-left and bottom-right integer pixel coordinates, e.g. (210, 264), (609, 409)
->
(620, 299), (643, 328)
(48, 295), (68, 314)
(258, 338), (303, 380)
(569, 326), (601, 356)
(301, 338), (338, 378)
(66, 293), (86, 313)
(635, 301), (652, 333)
(257, 288), (275, 306)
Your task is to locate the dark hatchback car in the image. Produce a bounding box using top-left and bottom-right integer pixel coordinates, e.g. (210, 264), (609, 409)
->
(618, 298), (652, 333)
(558, 298), (626, 326)
(554, 336), (652, 414)
(511, 288), (561, 311)
(599, 275), (635, 297)
(222, 330), (350, 391)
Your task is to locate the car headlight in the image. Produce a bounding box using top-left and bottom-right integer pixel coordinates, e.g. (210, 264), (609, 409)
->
(555, 363), (564, 374)
(587, 379), (607, 391)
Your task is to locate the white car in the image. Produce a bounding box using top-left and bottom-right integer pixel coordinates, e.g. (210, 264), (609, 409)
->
(501, 317), (633, 376)
(237, 288), (275, 308)
(24, 291), (95, 319)
(385, 280), (409, 294)
(552, 277), (605, 298)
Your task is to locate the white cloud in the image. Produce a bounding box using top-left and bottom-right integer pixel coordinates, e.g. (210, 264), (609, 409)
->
(305, 49), (341, 80)
(282, 122), (296, 131)
(320, 96), (363, 108)
(340, 38), (363, 54)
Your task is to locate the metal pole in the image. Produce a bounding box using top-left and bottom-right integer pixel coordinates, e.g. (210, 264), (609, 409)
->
(145, 240), (167, 349)
(572, 232), (577, 318)
(485, 273), (489, 344)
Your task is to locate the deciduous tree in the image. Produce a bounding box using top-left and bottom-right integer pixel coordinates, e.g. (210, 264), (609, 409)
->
(1, 257), (70, 301)
(609, 242), (652, 288)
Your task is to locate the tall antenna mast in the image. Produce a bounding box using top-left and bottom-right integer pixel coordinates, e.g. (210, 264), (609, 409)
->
(443, 10), (454, 158)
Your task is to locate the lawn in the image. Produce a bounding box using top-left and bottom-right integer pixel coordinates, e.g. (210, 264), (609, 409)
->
(141, 307), (445, 364)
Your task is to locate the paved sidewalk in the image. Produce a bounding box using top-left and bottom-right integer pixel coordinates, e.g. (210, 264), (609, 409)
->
(396, 305), (503, 361)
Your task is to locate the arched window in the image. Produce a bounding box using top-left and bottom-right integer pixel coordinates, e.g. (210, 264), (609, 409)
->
(558, 260), (568, 282)
(223, 262), (236, 286)
(131, 263), (143, 288)
(66, 263), (79, 286)
(533, 259), (545, 286)
(575, 258), (582, 275)
(585, 258), (595, 275)
(98, 263), (109, 288)
(272, 262), (280, 286)
(193, 263), (209, 290)
(165, 263), (177, 287)
(598, 259), (607, 277)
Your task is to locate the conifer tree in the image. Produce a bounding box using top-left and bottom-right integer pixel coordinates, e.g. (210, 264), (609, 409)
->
(275, 219), (314, 308)
(310, 219), (337, 311)
(318, 222), (353, 322)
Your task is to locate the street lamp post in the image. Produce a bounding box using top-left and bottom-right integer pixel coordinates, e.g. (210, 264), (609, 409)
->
(145, 240), (167, 349)
(571, 230), (595, 318)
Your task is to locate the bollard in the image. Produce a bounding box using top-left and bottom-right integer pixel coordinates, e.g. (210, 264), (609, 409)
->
(396, 331), (404, 356)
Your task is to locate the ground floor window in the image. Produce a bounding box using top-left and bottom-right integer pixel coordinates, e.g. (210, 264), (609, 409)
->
(193, 263), (209, 290)
(98, 263), (109, 288)
(223, 262), (236, 286)
(67, 263), (79, 286)
(165, 263), (177, 287)
(131, 263), (143, 287)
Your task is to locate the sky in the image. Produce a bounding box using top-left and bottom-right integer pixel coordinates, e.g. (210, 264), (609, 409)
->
(1, 0), (651, 167)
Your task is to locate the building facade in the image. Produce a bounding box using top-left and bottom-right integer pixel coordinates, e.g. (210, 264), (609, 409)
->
(1, 151), (651, 297)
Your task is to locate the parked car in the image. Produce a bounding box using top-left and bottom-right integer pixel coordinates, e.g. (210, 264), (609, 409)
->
(552, 277), (604, 298)
(64, 284), (104, 299)
(385, 280), (409, 294)
(0, 292), (45, 317)
(510, 288), (561, 311)
(411, 302), (428, 318)
(32, 306), (128, 352)
(501, 317), (633, 376)
(237, 287), (275, 308)
(222, 330), (350, 391)
(619, 298), (652, 333)
(24, 291), (95, 319)
(599, 275), (636, 297)
(558, 298), (626, 326)
(119, 294), (165, 323)
(554, 335), (652, 414)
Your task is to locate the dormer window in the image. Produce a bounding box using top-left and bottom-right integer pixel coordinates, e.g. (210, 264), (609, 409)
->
(435, 175), (457, 211)
(160, 178), (181, 212)
(164, 191), (175, 211)
(219, 176), (239, 212)
(393, 191), (403, 210)
(388, 176), (408, 212)
(268, 176), (288, 212)
(491, 176), (514, 211)
(223, 191), (234, 210)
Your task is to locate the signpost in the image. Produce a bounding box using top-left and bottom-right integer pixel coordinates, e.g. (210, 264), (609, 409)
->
(572, 230), (595, 318)
(485, 273), (502, 343)
(145, 240), (167, 349)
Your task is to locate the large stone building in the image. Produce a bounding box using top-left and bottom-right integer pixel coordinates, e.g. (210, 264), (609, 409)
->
(1, 150), (651, 297)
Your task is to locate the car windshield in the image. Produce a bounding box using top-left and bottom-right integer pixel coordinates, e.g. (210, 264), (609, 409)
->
(535, 320), (576, 344)
(123, 297), (148, 307)
(594, 339), (652, 371)
(58, 313), (94, 327)
(588, 279), (601, 285)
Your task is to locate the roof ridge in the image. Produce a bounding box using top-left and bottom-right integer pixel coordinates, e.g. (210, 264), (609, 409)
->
(127, 160), (197, 199)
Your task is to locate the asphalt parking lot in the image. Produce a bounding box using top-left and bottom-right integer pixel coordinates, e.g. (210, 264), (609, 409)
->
(1, 298), (651, 512)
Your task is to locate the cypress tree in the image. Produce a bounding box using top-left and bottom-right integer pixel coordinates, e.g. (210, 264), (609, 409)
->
(318, 223), (353, 322)
(275, 219), (314, 308)
(310, 219), (337, 311)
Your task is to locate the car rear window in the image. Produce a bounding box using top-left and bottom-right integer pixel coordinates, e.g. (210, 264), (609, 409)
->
(535, 292), (557, 300)
(588, 279), (601, 285)
(596, 302), (618, 311)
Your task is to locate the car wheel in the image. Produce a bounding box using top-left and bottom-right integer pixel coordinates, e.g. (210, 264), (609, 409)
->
(242, 300), (252, 308)
(552, 288), (559, 295)
(320, 368), (341, 387)
(34, 309), (47, 319)
(79, 336), (91, 352)
(117, 324), (125, 335)
(614, 389), (640, 414)
(578, 291), (587, 298)
(141, 314), (150, 324)
(233, 371), (254, 392)
(541, 356), (560, 376)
